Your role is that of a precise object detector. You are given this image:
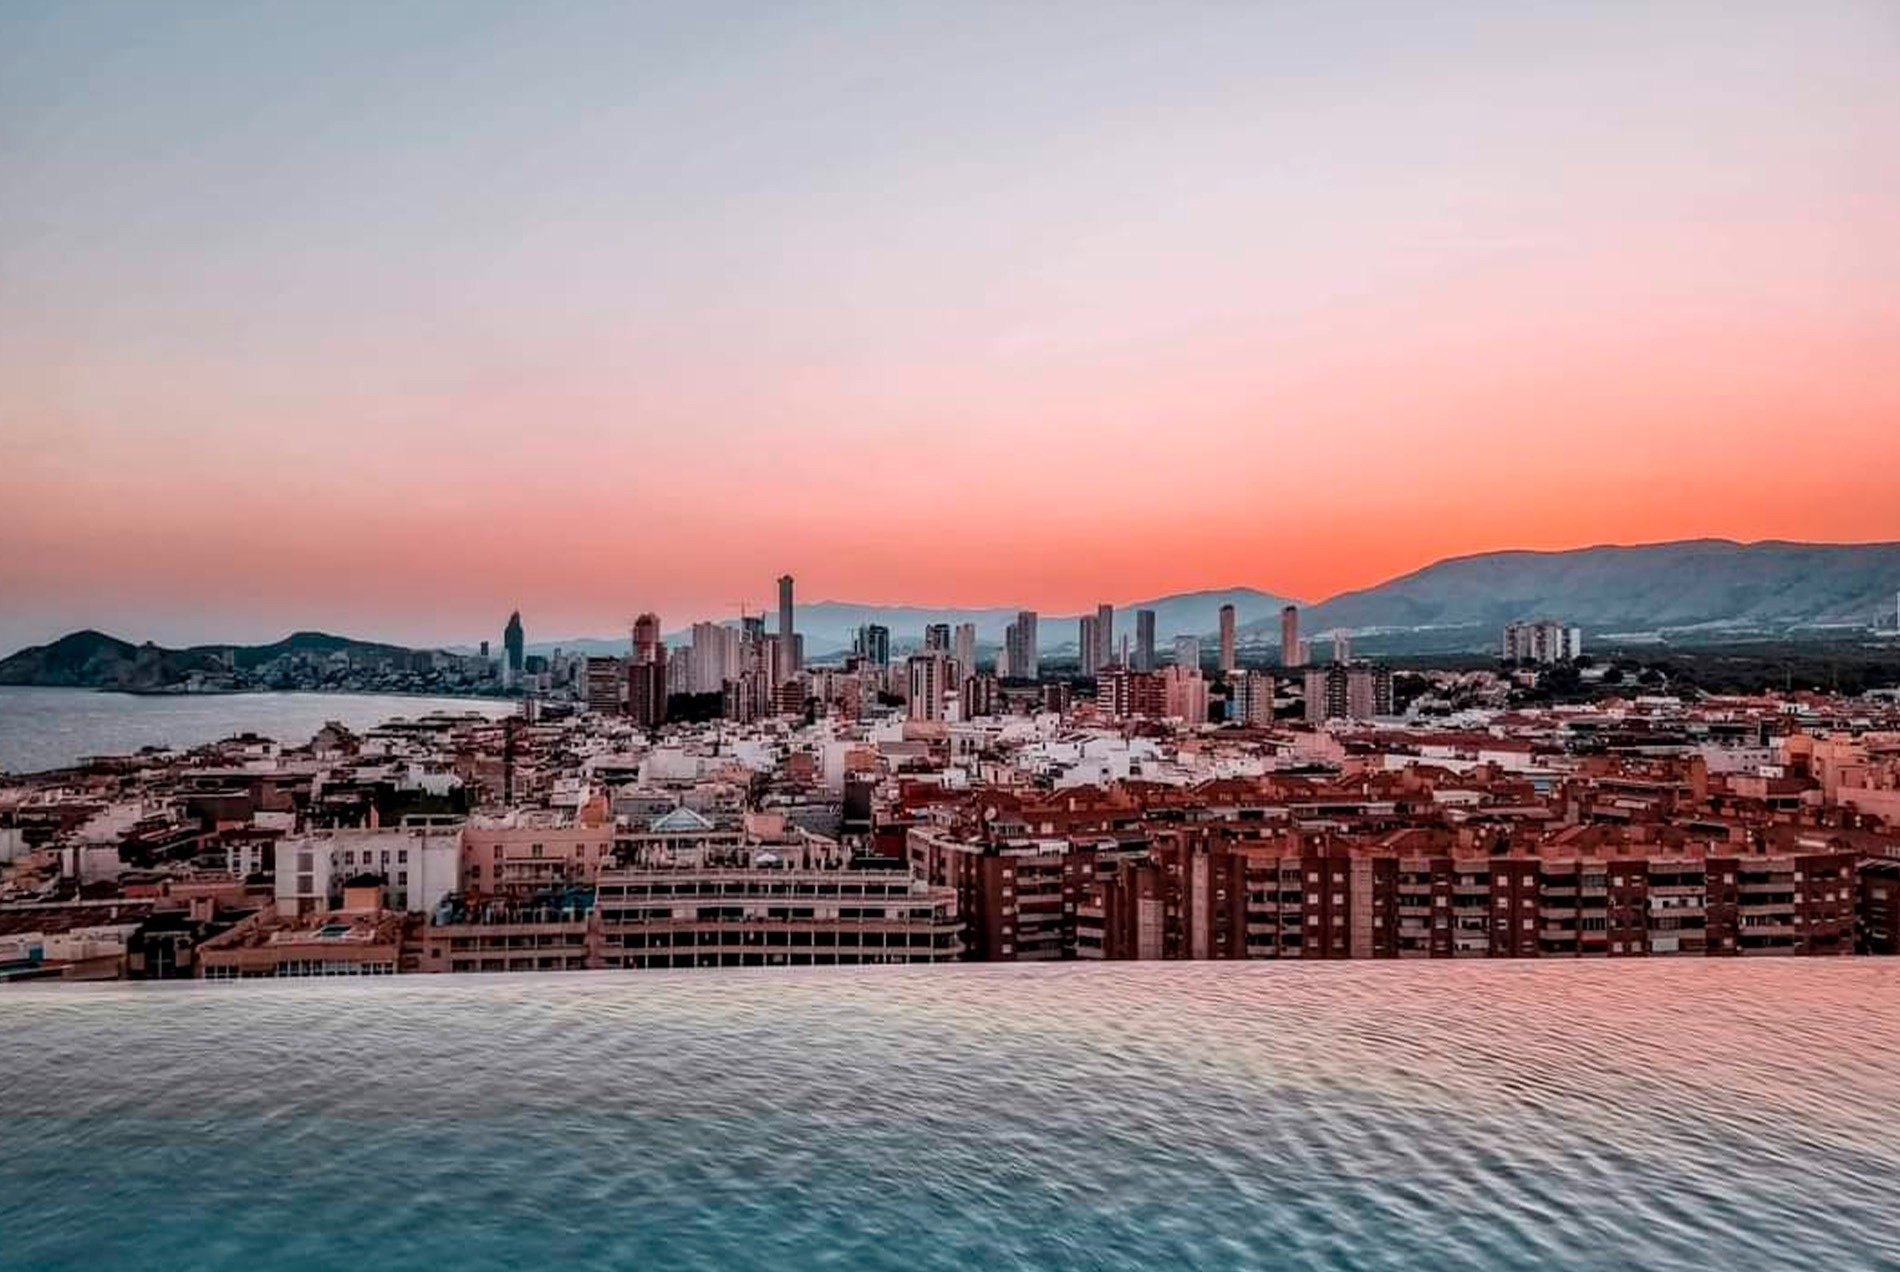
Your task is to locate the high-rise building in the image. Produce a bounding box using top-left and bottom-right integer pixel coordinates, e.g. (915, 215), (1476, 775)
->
(1173, 635), (1201, 670)
(758, 635), (783, 691)
(953, 623), (977, 678)
(723, 671), (771, 723)
(628, 612), (667, 728)
(1218, 604), (1237, 674)
(1004, 611), (1039, 681)
(907, 652), (950, 721)
(777, 575), (797, 680)
(924, 623), (951, 653)
(1304, 663), (1393, 723)
(1331, 629), (1352, 664)
(740, 616), (770, 701)
(504, 612), (525, 677)
(1280, 606), (1300, 667)
(1098, 668), (1167, 720)
(854, 623), (891, 667)
(689, 621), (732, 695)
(631, 613), (662, 663)
(1232, 670), (1275, 726)
(1501, 620), (1582, 664)
(583, 656), (624, 713)
(1078, 615), (1101, 677)
(1134, 609), (1157, 672)
(1160, 665), (1208, 724)
(1095, 604), (1115, 670)
(961, 672), (999, 718)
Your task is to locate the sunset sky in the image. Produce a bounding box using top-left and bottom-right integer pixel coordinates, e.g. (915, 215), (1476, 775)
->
(2, 1), (1897, 652)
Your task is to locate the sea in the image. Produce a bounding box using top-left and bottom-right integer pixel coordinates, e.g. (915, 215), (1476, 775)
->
(2, 961), (1897, 1271)
(0, 686), (516, 775)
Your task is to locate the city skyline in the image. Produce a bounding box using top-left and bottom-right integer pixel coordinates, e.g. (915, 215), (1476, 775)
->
(6, 4), (1897, 1266)
(7, 531), (1900, 657)
(3, 2), (1898, 654)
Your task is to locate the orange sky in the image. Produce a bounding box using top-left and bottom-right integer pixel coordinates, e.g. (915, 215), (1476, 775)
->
(2, 2), (1897, 649)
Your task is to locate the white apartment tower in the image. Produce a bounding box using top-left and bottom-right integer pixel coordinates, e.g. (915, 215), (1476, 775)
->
(906, 653), (949, 721)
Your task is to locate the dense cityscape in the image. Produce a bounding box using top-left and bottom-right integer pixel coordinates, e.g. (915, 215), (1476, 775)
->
(7, 4), (1898, 1268)
(4, 573), (1897, 981)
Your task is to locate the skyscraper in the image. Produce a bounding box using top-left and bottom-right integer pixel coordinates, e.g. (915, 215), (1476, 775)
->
(906, 652), (949, 721)
(628, 612), (667, 727)
(1095, 603), (1115, 670)
(1173, 635), (1200, 670)
(631, 613), (663, 664)
(689, 621), (730, 694)
(1134, 609), (1156, 672)
(853, 623), (890, 667)
(1078, 615), (1101, 677)
(953, 622), (977, 678)
(924, 623), (952, 652)
(1332, 629), (1352, 664)
(776, 575), (797, 681)
(1280, 605), (1300, 667)
(1218, 604), (1237, 674)
(1004, 611), (1039, 681)
(503, 611), (525, 676)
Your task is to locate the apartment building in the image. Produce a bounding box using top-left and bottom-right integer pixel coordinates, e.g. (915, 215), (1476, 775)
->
(1027, 835), (1860, 962)
(595, 854), (962, 970)
(419, 887), (598, 974)
(461, 808), (615, 895)
(274, 820), (462, 917)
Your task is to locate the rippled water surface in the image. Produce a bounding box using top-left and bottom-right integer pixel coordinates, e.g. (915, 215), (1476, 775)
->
(4, 962), (1898, 1271)
(0, 686), (513, 774)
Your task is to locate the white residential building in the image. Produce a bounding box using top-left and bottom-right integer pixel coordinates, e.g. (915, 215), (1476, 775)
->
(275, 820), (464, 917)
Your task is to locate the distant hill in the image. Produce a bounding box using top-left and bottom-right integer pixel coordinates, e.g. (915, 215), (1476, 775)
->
(228, 631), (415, 670)
(0, 630), (220, 689)
(0, 629), (434, 690)
(1275, 540), (1900, 644)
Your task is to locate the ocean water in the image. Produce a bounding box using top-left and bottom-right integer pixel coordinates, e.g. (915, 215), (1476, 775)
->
(3, 964), (1898, 1272)
(0, 686), (514, 775)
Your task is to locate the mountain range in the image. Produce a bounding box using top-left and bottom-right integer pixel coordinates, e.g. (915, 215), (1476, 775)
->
(1289, 539), (1900, 640)
(0, 630), (429, 691)
(7, 540), (1899, 686)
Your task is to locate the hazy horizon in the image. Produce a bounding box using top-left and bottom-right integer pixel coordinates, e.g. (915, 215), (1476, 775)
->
(7, 532), (1900, 655)
(4, 2), (1897, 654)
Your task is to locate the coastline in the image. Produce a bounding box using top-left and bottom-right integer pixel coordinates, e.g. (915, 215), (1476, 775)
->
(3, 684), (519, 705)
(0, 687), (518, 778)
